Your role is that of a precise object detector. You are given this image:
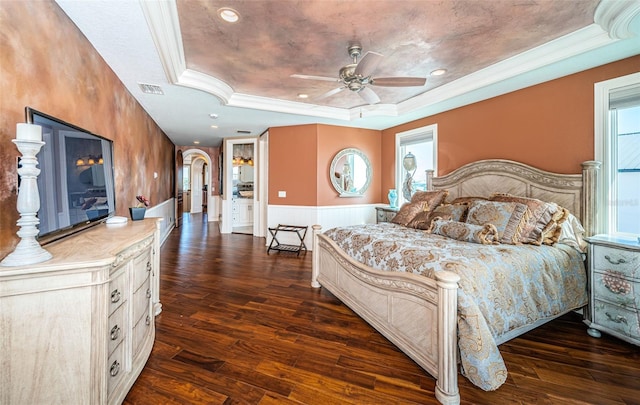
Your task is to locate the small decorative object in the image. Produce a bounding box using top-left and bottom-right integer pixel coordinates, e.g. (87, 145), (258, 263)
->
(1, 123), (52, 266)
(402, 152), (417, 202)
(129, 195), (150, 221)
(388, 189), (398, 208)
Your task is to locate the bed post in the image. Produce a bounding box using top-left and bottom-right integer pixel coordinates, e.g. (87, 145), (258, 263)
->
(581, 161), (601, 237)
(435, 270), (461, 405)
(426, 169), (434, 191)
(311, 225), (322, 288)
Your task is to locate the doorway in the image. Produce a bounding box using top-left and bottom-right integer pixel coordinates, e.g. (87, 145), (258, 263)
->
(221, 137), (259, 235)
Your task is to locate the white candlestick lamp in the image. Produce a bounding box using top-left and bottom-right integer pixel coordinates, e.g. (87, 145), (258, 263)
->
(1, 123), (52, 266)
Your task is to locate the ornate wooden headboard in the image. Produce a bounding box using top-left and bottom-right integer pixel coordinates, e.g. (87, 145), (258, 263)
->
(426, 159), (601, 236)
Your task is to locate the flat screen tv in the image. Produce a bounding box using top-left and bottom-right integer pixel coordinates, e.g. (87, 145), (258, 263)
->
(26, 107), (116, 244)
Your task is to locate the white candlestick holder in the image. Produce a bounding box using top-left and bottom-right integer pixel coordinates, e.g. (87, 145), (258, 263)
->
(1, 129), (52, 266)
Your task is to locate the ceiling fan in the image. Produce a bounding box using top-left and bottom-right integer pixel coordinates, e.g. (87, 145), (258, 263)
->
(291, 44), (427, 105)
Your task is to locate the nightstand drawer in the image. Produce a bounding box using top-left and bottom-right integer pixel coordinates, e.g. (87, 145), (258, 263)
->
(593, 299), (640, 340)
(593, 270), (639, 309)
(592, 245), (639, 279)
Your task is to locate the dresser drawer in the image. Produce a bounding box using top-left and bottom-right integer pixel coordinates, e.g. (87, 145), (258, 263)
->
(592, 245), (639, 279)
(132, 248), (152, 292)
(132, 309), (153, 357)
(593, 299), (640, 340)
(108, 271), (127, 315)
(106, 341), (125, 399)
(593, 270), (639, 309)
(108, 304), (125, 356)
(133, 276), (151, 325)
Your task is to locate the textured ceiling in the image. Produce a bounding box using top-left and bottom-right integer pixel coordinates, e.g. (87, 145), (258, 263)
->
(178, 0), (599, 108)
(55, 0), (640, 147)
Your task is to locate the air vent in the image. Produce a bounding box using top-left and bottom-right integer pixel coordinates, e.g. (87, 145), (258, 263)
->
(236, 130), (251, 134)
(138, 83), (164, 95)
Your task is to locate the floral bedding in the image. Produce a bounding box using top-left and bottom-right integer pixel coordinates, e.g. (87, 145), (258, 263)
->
(323, 222), (588, 391)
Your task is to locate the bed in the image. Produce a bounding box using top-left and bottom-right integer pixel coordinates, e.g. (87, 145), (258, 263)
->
(311, 159), (600, 405)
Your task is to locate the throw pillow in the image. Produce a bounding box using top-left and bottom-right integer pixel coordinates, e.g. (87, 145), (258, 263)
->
(465, 200), (529, 244)
(391, 201), (429, 227)
(428, 218), (499, 245)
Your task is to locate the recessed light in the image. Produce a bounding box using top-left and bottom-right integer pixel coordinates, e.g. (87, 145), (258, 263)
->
(298, 93), (309, 99)
(430, 69), (447, 76)
(193, 141), (200, 144)
(211, 125), (218, 129)
(218, 7), (240, 23)
(209, 113), (218, 119)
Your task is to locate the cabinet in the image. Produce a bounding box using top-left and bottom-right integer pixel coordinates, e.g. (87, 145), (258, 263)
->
(0, 219), (162, 404)
(375, 206), (399, 223)
(584, 234), (640, 346)
(232, 198), (253, 226)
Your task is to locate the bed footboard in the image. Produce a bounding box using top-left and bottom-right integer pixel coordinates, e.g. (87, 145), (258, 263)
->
(311, 225), (461, 405)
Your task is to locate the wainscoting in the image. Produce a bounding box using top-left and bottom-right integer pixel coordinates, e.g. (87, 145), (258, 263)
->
(145, 198), (175, 244)
(267, 204), (381, 251)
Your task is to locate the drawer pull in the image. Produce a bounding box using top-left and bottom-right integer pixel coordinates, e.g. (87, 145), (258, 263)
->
(110, 325), (121, 341)
(110, 360), (120, 377)
(146, 288), (152, 298)
(110, 289), (121, 303)
(145, 315), (151, 326)
(605, 312), (628, 325)
(146, 261), (152, 272)
(604, 255), (626, 265)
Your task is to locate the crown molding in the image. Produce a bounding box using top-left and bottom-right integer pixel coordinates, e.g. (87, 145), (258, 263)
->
(595, 0), (640, 39)
(140, 0), (639, 123)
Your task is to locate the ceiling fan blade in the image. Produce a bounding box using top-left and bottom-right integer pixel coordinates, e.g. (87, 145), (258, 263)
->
(371, 77), (426, 87)
(291, 74), (338, 82)
(358, 87), (380, 105)
(316, 86), (346, 100)
(354, 51), (384, 77)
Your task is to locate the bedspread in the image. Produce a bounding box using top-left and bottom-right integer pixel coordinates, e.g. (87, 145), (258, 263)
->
(323, 223), (587, 391)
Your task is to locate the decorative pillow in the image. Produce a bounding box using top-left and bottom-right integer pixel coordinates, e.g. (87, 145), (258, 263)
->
(410, 190), (449, 211)
(406, 203), (468, 230)
(541, 206), (571, 245)
(490, 193), (566, 245)
(450, 196), (488, 205)
(391, 201), (429, 227)
(428, 218), (499, 245)
(465, 200), (529, 244)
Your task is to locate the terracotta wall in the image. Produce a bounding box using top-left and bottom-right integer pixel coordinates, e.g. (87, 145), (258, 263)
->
(381, 55), (640, 194)
(269, 124), (382, 206)
(0, 1), (174, 259)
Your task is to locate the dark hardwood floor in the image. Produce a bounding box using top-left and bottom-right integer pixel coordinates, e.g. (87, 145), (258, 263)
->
(124, 213), (640, 404)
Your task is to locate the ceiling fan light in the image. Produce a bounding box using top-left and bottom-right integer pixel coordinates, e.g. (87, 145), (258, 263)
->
(218, 7), (240, 23)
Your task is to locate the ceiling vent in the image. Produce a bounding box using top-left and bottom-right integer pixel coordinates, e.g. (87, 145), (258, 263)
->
(138, 83), (164, 95)
(236, 130), (251, 134)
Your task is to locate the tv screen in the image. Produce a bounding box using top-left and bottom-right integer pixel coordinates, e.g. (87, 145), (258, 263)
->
(26, 107), (116, 243)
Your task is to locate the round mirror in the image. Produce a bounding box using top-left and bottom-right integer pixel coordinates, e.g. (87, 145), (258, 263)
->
(330, 148), (372, 197)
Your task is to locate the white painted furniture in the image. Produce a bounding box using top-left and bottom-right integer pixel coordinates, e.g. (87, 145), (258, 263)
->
(312, 159), (600, 404)
(584, 234), (640, 346)
(375, 205), (398, 223)
(232, 198), (254, 226)
(0, 219), (162, 405)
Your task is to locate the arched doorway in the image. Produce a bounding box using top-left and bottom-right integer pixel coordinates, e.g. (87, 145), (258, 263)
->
(180, 149), (217, 222)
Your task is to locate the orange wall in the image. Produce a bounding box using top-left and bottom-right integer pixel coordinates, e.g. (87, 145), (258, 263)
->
(0, 1), (174, 258)
(382, 55), (640, 194)
(269, 124), (382, 206)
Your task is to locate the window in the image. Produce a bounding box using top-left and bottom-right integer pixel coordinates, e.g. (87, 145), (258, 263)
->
(395, 124), (437, 205)
(594, 72), (640, 236)
(182, 164), (190, 192)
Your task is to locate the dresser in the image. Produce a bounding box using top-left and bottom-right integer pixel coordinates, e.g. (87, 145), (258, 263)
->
(0, 219), (162, 404)
(375, 206), (399, 223)
(584, 234), (640, 346)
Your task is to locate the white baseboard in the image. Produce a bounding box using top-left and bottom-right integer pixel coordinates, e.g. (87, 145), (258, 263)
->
(267, 204), (378, 251)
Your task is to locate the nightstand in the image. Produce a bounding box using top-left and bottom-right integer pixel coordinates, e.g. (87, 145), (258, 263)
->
(375, 206), (398, 223)
(584, 234), (640, 346)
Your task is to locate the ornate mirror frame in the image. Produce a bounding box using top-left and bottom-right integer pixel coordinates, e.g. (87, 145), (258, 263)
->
(329, 148), (372, 197)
